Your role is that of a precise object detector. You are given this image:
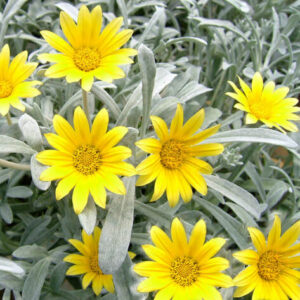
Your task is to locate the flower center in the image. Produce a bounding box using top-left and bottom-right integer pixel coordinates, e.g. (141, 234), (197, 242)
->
(89, 255), (102, 274)
(160, 139), (184, 169)
(73, 145), (102, 175)
(257, 251), (280, 281)
(249, 100), (272, 120)
(73, 48), (101, 72)
(170, 256), (200, 287)
(0, 80), (13, 98)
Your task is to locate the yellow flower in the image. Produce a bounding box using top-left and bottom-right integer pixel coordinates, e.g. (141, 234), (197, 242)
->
(36, 106), (135, 214)
(39, 5), (137, 91)
(226, 72), (300, 132)
(134, 218), (232, 300)
(135, 104), (224, 207)
(64, 226), (114, 295)
(0, 44), (41, 116)
(233, 215), (300, 299)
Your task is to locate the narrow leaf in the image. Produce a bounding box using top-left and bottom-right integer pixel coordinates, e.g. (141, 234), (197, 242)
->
(194, 197), (248, 249)
(204, 128), (298, 148)
(138, 44), (156, 137)
(99, 177), (135, 274)
(22, 258), (51, 300)
(0, 135), (35, 155)
(78, 196), (97, 235)
(204, 175), (261, 219)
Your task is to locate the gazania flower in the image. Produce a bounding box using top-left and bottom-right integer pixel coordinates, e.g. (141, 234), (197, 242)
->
(36, 106), (135, 214)
(233, 215), (300, 299)
(226, 72), (300, 132)
(134, 218), (232, 299)
(39, 5), (137, 91)
(0, 44), (41, 116)
(135, 104), (224, 207)
(64, 226), (114, 295)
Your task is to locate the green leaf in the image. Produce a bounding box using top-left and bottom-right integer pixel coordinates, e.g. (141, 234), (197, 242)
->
(138, 44), (156, 137)
(55, 2), (78, 21)
(78, 196), (96, 235)
(204, 128), (298, 148)
(223, 0), (251, 13)
(192, 17), (247, 41)
(113, 255), (146, 300)
(244, 162), (266, 202)
(99, 177), (135, 274)
(3, 0), (27, 21)
(22, 258), (51, 300)
(13, 245), (48, 260)
(204, 175), (261, 219)
(30, 154), (51, 191)
(7, 186), (33, 199)
(134, 200), (172, 228)
(0, 203), (13, 224)
(18, 114), (43, 151)
(50, 262), (67, 292)
(91, 85), (121, 120)
(194, 197), (248, 249)
(165, 37), (207, 47)
(0, 257), (25, 277)
(0, 135), (35, 155)
(0, 271), (23, 291)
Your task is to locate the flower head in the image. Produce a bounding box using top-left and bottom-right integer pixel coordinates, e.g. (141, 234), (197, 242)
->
(135, 104), (224, 207)
(227, 72), (300, 132)
(134, 218), (232, 299)
(36, 106), (135, 214)
(233, 215), (300, 299)
(0, 44), (41, 116)
(39, 5), (137, 91)
(64, 226), (114, 295)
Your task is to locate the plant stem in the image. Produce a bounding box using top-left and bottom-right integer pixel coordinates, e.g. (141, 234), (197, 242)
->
(82, 89), (91, 125)
(0, 159), (31, 171)
(5, 112), (12, 125)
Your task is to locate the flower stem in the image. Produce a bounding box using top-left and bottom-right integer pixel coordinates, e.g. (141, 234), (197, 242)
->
(82, 89), (91, 125)
(5, 112), (12, 125)
(0, 159), (31, 171)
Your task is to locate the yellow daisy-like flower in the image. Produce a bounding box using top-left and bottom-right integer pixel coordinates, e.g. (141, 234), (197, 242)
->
(134, 218), (232, 300)
(39, 5), (137, 91)
(233, 215), (300, 300)
(226, 72), (300, 132)
(135, 104), (224, 207)
(36, 106), (135, 214)
(64, 226), (114, 295)
(0, 44), (41, 116)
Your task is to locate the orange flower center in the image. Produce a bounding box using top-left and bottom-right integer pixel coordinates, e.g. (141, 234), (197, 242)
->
(170, 256), (200, 286)
(73, 47), (101, 72)
(73, 145), (102, 175)
(89, 255), (102, 274)
(160, 139), (184, 169)
(249, 100), (272, 120)
(258, 251), (280, 281)
(0, 80), (13, 98)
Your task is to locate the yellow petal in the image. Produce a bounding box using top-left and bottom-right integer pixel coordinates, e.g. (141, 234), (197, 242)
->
(103, 275), (114, 293)
(66, 264), (89, 275)
(267, 215), (281, 248)
(248, 227), (266, 254)
(150, 115), (169, 142)
(56, 172), (81, 200)
(135, 138), (162, 154)
(40, 166), (73, 181)
(233, 249), (259, 265)
(72, 181), (89, 214)
(188, 219), (206, 256)
(137, 276), (171, 293)
(181, 108), (205, 137)
(98, 126), (128, 152)
(136, 154), (160, 175)
(40, 30), (74, 56)
(0, 44), (10, 80)
(233, 265), (258, 286)
(171, 218), (188, 256)
(186, 143), (224, 157)
(150, 226), (175, 257)
(92, 274), (103, 296)
(142, 244), (172, 266)
(195, 238), (226, 262)
(184, 124), (221, 146)
(170, 103), (184, 138)
(60, 11), (79, 48)
(73, 106), (91, 142)
(150, 168), (167, 202)
(82, 272), (96, 289)
(91, 108), (109, 144)
(181, 164), (207, 195)
(200, 257), (229, 273)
